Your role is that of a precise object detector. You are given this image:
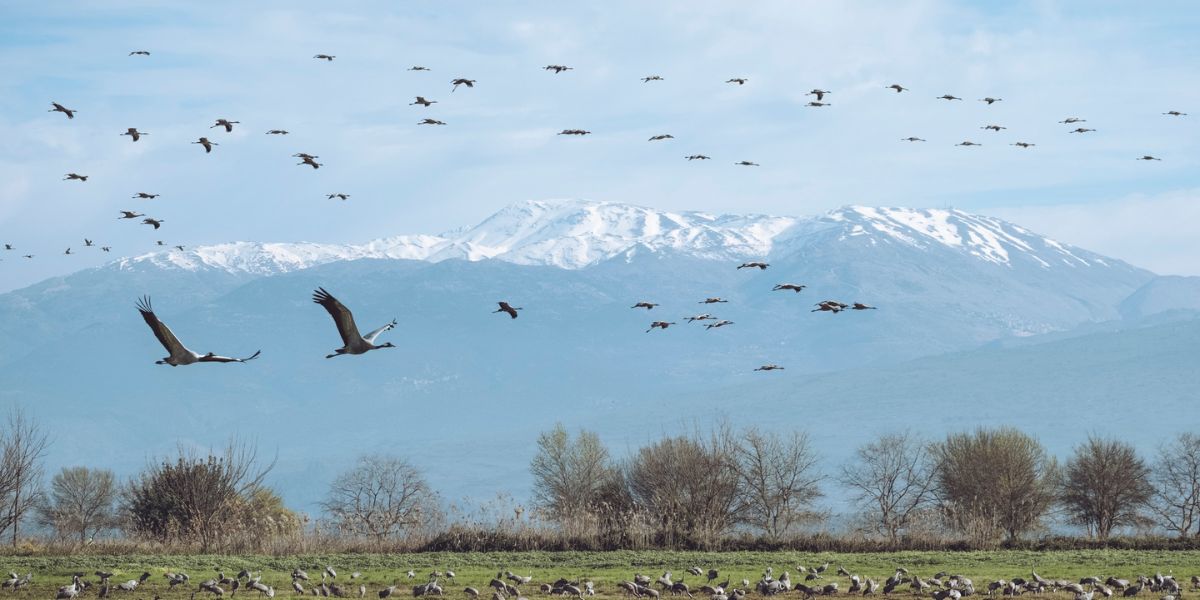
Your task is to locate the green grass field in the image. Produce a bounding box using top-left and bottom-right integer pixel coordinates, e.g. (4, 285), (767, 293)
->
(3, 551), (1200, 599)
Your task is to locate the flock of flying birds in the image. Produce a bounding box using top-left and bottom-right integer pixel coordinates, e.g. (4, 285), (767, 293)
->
(6, 50), (1191, 372)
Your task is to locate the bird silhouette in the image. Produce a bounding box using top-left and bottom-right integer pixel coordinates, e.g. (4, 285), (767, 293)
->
(648, 134), (674, 141)
(211, 119), (240, 132)
(642, 75), (663, 82)
(327, 193), (351, 201)
(754, 364), (784, 371)
(451, 78), (476, 91)
(937, 94), (962, 101)
(411, 96), (437, 107)
(1137, 155), (1162, 161)
(298, 156), (322, 169)
(408, 66), (430, 71)
(132, 192), (159, 199)
(813, 301), (849, 313)
(49, 102), (76, 119)
(979, 97), (1003, 104)
(735, 160), (759, 166)
(192, 137), (218, 152)
(312, 288), (397, 358)
(807, 89), (831, 101)
(1011, 142), (1036, 148)
(63, 173), (88, 181)
(737, 262), (769, 270)
(558, 129), (591, 135)
(544, 65), (573, 73)
(686, 155), (711, 160)
(646, 321), (676, 332)
(129, 50), (150, 56)
(726, 78), (747, 85)
(902, 137), (927, 142)
(419, 118), (447, 126)
(142, 218), (164, 229)
(773, 283), (806, 292)
(1163, 110), (1187, 116)
(266, 129), (289, 135)
(887, 84), (908, 93)
(118, 211), (143, 219)
(631, 302), (659, 309)
(493, 302), (522, 319)
(137, 296), (261, 366)
(121, 127), (147, 141)
(314, 54), (335, 61)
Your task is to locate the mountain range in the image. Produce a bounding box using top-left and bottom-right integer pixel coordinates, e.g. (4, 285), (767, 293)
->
(0, 199), (1195, 515)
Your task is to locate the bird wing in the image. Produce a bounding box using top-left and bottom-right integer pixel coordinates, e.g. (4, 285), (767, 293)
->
(362, 319), (397, 343)
(313, 287), (363, 346)
(197, 350), (261, 363)
(136, 296), (191, 359)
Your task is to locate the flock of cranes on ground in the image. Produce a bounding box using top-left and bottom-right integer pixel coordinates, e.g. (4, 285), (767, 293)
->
(9, 48), (1191, 371)
(7, 563), (1200, 600)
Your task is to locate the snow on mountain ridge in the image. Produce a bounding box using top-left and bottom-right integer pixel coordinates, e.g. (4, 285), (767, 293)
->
(826, 206), (1103, 268)
(114, 199), (1121, 276)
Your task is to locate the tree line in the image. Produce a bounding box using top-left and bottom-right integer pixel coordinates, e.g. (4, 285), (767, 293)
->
(2, 407), (1200, 553)
(527, 423), (1200, 548)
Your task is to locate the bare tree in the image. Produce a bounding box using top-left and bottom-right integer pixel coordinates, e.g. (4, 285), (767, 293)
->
(124, 437), (274, 552)
(37, 466), (118, 543)
(1060, 436), (1150, 539)
(626, 429), (740, 547)
(933, 427), (1058, 543)
(530, 424), (614, 535)
(1148, 433), (1200, 537)
(0, 408), (49, 546)
(321, 454), (439, 540)
(840, 431), (937, 543)
(734, 427), (823, 539)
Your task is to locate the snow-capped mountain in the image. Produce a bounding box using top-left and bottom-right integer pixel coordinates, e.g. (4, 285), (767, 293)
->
(114, 199), (1130, 278)
(813, 206), (1114, 270)
(2, 197), (1190, 515)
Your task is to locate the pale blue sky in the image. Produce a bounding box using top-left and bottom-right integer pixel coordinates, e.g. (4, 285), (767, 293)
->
(1, 0), (1197, 291)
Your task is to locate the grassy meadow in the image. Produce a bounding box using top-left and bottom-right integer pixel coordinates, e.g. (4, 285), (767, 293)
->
(3, 551), (1200, 598)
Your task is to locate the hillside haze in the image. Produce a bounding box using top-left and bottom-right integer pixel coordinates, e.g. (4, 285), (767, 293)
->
(0, 199), (1190, 514)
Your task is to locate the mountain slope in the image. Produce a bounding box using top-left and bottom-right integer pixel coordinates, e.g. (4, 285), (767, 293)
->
(3, 268), (1194, 513)
(0, 198), (1178, 513)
